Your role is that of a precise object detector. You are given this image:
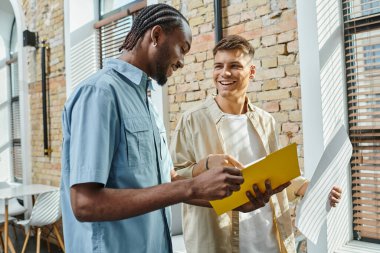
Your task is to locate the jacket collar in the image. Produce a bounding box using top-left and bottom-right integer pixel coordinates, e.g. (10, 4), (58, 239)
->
(104, 58), (154, 90)
(205, 95), (256, 125)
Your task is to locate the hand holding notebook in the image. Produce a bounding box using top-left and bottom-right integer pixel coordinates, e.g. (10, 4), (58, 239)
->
(210, 143), (301, 215)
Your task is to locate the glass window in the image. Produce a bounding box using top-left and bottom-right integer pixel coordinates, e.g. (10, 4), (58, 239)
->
(362, 0), (380, 16)
(9, 18), (22, 182)
(345, 0), (380, 19)
(364, 44), (380, 71)
(100, 0), (140, 17)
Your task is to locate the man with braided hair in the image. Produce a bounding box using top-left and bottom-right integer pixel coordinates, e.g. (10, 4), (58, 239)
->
(61, 4), (245, 253)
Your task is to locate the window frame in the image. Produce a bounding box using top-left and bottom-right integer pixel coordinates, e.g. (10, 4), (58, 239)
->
(95, 0), (146, 68)
(296, 0), (380, 252)
(343, 0), (380, 244)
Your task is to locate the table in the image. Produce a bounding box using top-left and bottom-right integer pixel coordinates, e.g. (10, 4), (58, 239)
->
(0, 184), (58, 253)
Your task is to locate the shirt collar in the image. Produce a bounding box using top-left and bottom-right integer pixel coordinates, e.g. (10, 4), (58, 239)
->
(104, 58), (153, 89)
(205, 95), (255, 125)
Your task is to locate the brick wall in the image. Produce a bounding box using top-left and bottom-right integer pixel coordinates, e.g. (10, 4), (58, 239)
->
(23, 0), (65, 186)
(20, 0), (303, 187)
(160, 0), (303, 170)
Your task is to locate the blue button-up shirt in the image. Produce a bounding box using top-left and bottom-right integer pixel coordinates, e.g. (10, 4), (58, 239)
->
(61, 59), (172, 253)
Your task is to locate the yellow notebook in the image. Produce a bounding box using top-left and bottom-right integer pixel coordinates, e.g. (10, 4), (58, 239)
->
(210, 143), (301, 215)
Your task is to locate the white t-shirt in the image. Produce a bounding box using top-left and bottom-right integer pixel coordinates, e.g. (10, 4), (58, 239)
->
(219, 113), (280, 253)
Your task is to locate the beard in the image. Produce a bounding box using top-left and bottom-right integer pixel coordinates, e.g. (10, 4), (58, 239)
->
(155, 61), (169, 86)
(153, 43), (172, 86)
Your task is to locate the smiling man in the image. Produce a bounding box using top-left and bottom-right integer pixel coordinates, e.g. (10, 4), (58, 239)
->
(170, 35), (342, 253)
(60, 4), (246, 253)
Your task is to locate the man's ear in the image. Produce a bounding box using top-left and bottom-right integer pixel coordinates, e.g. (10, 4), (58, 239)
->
(249, 65), (256, 79)
(150, 25), (163, 47)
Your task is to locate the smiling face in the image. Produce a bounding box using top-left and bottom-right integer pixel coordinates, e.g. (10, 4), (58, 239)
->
(151, 20), (192, 85)
(213, 49), (255, 101)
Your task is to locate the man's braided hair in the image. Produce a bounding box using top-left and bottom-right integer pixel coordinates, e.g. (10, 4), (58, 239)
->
(119, 3), (188, 52)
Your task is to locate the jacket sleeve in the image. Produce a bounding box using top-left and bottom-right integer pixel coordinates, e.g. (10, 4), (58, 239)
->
(287, 176), (309, 202)
(169, 114), (196, 179)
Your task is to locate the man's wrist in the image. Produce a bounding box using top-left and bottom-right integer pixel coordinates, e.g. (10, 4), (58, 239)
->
(185, 178), (197, 200)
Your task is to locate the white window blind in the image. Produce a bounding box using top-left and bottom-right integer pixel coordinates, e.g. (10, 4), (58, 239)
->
(70, 31), (99, 90)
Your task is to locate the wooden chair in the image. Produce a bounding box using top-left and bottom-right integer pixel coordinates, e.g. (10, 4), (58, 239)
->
(0, 215), (16, 253)
(0, 182), (27, 242)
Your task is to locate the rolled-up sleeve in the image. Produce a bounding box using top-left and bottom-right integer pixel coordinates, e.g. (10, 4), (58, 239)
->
(287, 176), (309, 202)
(170, 115), (196, 179)
(67, 85), (118, 186)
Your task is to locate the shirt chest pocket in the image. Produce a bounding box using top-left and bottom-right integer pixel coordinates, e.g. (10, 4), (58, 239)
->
(123, 117), (152, 167)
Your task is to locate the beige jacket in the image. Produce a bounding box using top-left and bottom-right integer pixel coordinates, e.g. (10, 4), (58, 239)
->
(170, 96), (307, 253)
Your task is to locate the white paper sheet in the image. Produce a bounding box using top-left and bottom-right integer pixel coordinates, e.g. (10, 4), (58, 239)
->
(295, 124), (352, 244)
